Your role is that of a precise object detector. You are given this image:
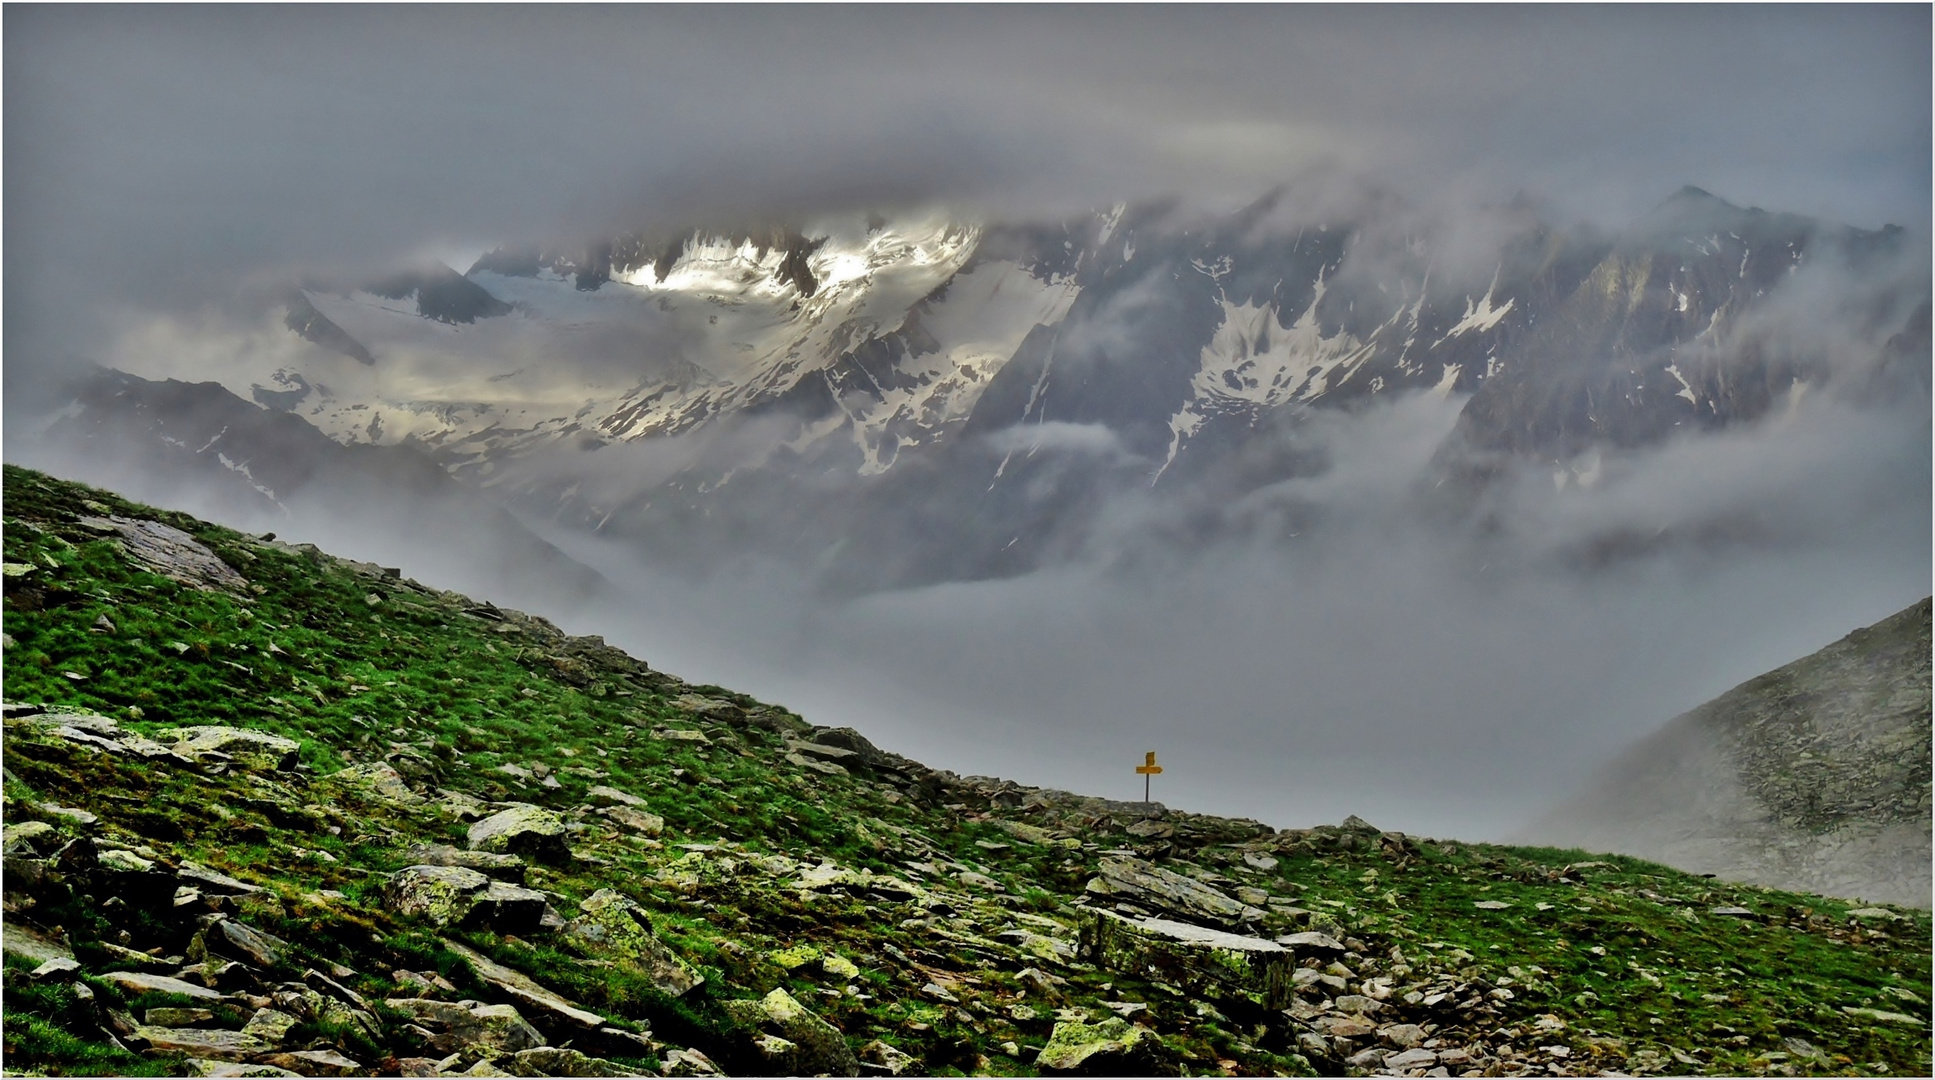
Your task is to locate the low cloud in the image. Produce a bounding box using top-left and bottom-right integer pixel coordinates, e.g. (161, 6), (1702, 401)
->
(521, 378), (1927, 841)
(4, 5), (1928, 844)
(983, 421), (1138, 462)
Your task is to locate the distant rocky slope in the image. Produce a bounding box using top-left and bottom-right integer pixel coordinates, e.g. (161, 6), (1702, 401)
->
(4, 466), (1930, 1078)
(1519, 599), (1932, 909)
(16, 368), (610, 608)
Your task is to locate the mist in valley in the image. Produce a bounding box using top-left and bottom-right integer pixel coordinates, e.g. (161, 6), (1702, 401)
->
(5, 5), (1928, 844)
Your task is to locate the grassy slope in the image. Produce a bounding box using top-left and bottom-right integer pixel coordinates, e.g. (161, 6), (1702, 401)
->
(2, 464), (1929, 1078)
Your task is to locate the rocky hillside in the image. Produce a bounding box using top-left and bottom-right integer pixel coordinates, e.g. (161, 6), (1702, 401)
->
(1518, 600), (1932, 910)
(3, 465), (1930, 1078)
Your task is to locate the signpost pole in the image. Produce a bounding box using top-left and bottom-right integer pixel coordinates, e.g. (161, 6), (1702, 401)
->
(1135, 751), (1162, 806)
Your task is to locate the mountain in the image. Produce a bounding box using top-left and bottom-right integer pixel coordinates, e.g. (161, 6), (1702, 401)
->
(4, 466), (1930, 1078)
(1517, 599), (1932, 908)
(55, 184), (1928, 590)
(14, 368), (610, 608)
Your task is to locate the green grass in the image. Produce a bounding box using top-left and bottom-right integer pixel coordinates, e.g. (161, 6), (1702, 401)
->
(3, 463), (1929, 1078)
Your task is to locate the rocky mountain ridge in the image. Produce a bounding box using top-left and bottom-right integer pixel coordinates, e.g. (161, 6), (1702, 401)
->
(1518, 598), (1932, 909)
(68, 184), (1927, 591)
(4, 466), (1931, 1077)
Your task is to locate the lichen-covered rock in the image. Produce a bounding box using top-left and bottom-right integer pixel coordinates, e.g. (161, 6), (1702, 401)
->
(240, 1008), (301, 1045)
(255, 1050), (363, 1077)
(859, 1039), (919, 1076)
(1036, 1015), (1177, 1075)
(324, 761), (422, 803)
(382, 864), (550, 933)
(384, 997), (544, 1055)
(384, 864), (492, 926)
(467, 804), (571, 864)
(272, 986), (377, 1041)
(97, 847), (154, 872)
(820, 953), (860, 980)
(401, 842), (526, 882)
(183, 1061), (301, 1078)
(561, 889), (702, 997)
(996, 927), (1077, 964)
(600, 805), (664, 837)
(1085, 856), (1263, 927)
(748, 1034), (801, 1073)
(1083, 913), (1292, 1014)
(1, 922), (72, 966)
(659, 1048), (724, 1077)
(213, 919), (289, 969)
(132, 1026), (274, 1061)
(506, 1046), (640, 1077)
(723, 988), (859, 1076)
(154, 726), (300, 772)
(38, 711), (188, 761)
(146, 1007), (214, 1026)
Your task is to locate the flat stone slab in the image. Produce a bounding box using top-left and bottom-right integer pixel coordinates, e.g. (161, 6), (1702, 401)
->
(1125, 915), (1286, 953)
(386, 997), (545, 1054)
(212, 920), (288, 968)
(442, 939), (608, 1030)
(256, 1049), (364, 1076)
(2, 921), (74, 965)
(1275, 930), (1348, 954)
(1080, 908), (1293, 1009)
(82, 516), (249, 591)
(1842, 1006), (1925, 1026)
(400, 843), (527, 882)
(133, 1026), (272, 1061)
(178, 861), (264, 895)
(183, 1062), (301, 1078)
(101, 970), (224, 1001)
(1087, 856), (1262, 927)
(17, 711), (193, 762)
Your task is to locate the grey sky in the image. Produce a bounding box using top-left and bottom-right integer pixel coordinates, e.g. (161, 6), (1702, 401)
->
(4, 4), (1929, 839)
(5, 5), (1927, 332)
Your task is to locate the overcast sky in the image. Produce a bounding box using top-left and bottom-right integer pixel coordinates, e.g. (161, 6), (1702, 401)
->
(6, 5), (1928, 337)
(5, 5), (1930, 839)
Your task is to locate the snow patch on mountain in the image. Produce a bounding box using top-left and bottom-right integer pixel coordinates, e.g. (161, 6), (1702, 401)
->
(607, 215), (980, 400)
(1433, 269), (1515, 346)
(1157, 275), (1387, 476)
(838, 260), (1083, 474)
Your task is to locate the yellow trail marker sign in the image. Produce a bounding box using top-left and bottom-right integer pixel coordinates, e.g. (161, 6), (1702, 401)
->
(1136, 751), (1163, 802)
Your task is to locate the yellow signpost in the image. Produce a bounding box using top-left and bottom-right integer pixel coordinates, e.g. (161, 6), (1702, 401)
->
(1136, 750), (1163, 803)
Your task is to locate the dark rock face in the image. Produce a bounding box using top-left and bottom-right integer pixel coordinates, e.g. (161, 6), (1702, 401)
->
(283, 292), (375, 365)
(1447, 187), (1901, 461)
(1518, 598), (1933, 907)
(364, 265), (514, 324)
